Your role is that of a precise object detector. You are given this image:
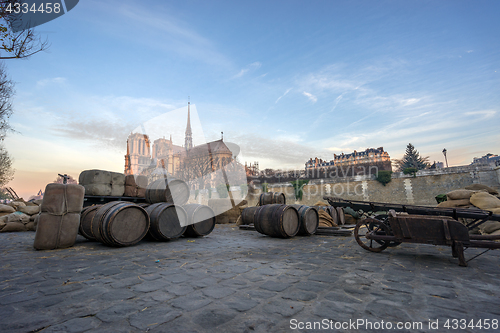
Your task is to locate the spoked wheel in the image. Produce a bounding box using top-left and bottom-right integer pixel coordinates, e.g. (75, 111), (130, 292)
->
(354, 218), (390, 252)
(370, 214), (401, 248)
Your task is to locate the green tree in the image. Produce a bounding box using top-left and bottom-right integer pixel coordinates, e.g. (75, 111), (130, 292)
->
(394, 143), (430, 172)
(290, 179), (309, 201)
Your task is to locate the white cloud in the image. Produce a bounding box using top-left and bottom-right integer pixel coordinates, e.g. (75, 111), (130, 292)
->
(108, 3), (230, 66)
(303, 91), (317, 103)
(36, 77), (67, 88)
(275, 88), (292, 104)
(233, 62), (262, 78)
(464, 110), (497, 119)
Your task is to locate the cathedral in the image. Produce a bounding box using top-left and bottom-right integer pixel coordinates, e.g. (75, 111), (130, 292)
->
(124, 102), (235, 188)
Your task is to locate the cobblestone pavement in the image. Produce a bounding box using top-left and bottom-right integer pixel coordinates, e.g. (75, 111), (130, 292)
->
(1, 224), (499, 333)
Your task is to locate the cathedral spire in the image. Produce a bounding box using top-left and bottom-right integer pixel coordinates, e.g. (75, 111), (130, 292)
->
(185, 97), (193, 151)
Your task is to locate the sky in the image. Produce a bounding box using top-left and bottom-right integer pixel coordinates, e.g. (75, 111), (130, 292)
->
(2, 0), (500, 199)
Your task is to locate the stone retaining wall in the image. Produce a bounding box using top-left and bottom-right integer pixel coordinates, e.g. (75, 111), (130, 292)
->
(247, 165), (500, 207)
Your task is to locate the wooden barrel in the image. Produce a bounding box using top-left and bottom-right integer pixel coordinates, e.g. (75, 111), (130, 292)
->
(145, 178), (190, 205)
(183, 204), (216, 237)
(336, 207), (345, 225)
(91, 202), (149, 246)
(137, 203), (150, 209)
(145, 203), (187, 240)
(241, 206), (260, 225)
(79, 205), (101, 241)
(290, 204), (319, 236)
(254, 204), (299, 238)
(258, 192), (286, 206)
(315, 206), (335, 218)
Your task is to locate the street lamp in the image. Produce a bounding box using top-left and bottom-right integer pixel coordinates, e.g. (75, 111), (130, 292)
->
(442, 148), (448, 168)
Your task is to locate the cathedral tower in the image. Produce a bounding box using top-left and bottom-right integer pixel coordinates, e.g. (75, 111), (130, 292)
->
(185, 99), (193, 151)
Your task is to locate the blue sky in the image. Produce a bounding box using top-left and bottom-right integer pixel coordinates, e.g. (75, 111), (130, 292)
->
(4, 0), (500, 198)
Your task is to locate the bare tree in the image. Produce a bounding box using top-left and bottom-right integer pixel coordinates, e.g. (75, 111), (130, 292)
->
(0, 1), (49, 59)
(0, 144), (13, 186)
(0, 61), (13, 138)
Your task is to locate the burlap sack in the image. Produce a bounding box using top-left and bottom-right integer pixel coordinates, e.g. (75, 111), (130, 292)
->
(79, 169), (112, 185)
(125, 175), (148, 188)
(318, 210), (337, 227)
(29, 214), (36, 221)
(137, 188), (146, 198)
(33, 199), (43, 206)
(110, 184), (125, 197)
(314, 201), (328, 207)
(25, 202), (38, 206)
(0, 212), (10, 218)
(470, 192), (500, 210)
(25, 221), (36, 231)
(19, 205), (40, 215)
(83, 183), (112, 196)
(0, 215), (8, 223)
(110, 172), (125, 186)
(489, 229), (500, 238)
(7, 212), (30, 224)
(0, 221), (5, 230)
(437, 199), (471, 208)
(447, 189), (476, 200)
(125, 174), (136, 186)
(491, 208), (500, 215)
(480, 221), (500, 235)
(123, 185), (137, 197)
(34, 212), (80, 250)
(8, 201), (26, 209)
(1, 222), (27, 232)
(465, 184), (498, 195)
(136, 176), (148, 188)
(41, 183), (85, 214)
(0, 204), (15, 213)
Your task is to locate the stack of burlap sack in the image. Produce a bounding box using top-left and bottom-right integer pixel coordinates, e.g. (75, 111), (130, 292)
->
(314, 201), (338, 228)
(437, 184), (500, 236)
(124, 175), (148, 198)
(79, 169), (126, 196)
(0, 199), (41, 232)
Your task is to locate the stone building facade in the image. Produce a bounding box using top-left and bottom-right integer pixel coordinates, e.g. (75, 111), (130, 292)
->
(305, 147), (392, 174)
(124, 102), (235, 188)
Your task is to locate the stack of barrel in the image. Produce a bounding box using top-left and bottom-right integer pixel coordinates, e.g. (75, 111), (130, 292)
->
(241, 192), (319, 238)
(79, 201), (150, 246)
(78, 177), (216, 246)
(145, 177), (216, 238)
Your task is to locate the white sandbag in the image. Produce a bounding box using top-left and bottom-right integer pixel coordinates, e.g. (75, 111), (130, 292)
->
(19, 205), (40, 215)
(79, 169), (112, 185)
(7, 212), (30, 224)
(0, 204), (15, 213)
(470, 192), (500, 210)
(446, 189), (477, 200)
(83, 183), (112, 196)
(110, 172), (125, 186)
(0, 222), (27, 232)
(110, 184), (125, 197)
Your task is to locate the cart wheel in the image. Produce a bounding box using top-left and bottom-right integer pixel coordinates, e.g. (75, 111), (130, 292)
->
(371, 214), (401, 248)
(354, 218), (390, 253)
